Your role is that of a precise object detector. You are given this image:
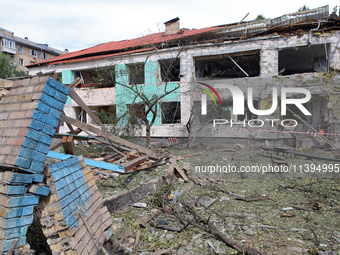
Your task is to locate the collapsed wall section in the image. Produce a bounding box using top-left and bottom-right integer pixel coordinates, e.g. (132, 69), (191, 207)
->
(0, 77), (114, 253)
(0, 77), (70, 253)
(0, 77), (70, 173)
(35, 156), (113, 255)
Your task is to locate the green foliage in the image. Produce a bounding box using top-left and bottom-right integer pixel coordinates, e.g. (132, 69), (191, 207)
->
(97, 105), (116, 124)
(89, 66), (116, 88)
(0, 52), (25, 79)
(298, 5), (309, 12)
(255, 14), (266, 21)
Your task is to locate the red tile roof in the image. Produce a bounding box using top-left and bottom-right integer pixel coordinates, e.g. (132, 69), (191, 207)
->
(28, 26), (224, 67)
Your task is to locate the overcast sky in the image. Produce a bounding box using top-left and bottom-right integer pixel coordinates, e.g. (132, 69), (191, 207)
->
(0, 0), (338, 52)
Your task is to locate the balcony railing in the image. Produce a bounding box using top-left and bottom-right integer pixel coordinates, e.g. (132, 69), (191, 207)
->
(1, 46), (16, 54)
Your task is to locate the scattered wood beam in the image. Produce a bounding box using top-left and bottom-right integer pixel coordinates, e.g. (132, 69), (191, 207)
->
(47, 151), (125, 173)
(61, 136), (76, 155)
(60, 114), (159, 159)
(121, 157), (147, 172)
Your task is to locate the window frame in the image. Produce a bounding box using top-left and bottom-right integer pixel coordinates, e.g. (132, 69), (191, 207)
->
(161, 101), (181, 124)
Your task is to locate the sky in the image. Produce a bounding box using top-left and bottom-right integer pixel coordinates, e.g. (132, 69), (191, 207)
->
(0, 0), (338, 52)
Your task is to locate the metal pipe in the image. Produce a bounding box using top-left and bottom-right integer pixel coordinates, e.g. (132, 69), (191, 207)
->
(228, 56), (249, 77)
(308, 20), (322, 45)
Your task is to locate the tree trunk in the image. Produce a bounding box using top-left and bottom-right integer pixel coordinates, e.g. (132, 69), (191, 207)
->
(146, 125), (151, 147)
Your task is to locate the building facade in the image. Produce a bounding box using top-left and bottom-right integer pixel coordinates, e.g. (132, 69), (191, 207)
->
(0, 27), (64, 72)
(27, 6), (340, 147)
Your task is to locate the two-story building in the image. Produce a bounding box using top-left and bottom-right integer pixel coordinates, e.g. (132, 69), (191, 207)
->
(26, 6), (340, 147)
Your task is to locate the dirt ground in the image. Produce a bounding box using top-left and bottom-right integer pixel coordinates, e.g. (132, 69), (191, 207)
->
(94, 142), (340, 255)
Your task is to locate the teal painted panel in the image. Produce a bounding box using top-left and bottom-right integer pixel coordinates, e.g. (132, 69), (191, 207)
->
(47, 151), (125, 173)
(115, 61), (181, 127)
(62, 70), (74, 84)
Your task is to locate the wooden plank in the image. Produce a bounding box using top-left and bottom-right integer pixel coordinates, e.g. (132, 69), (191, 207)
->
(53, 133), (94, 140)
(60, 114), (159, 159)
(64, 121), (90, 157)
(67, 77), (82, 90)
(47, 151), (125, 173)
(169, 158), (189, 181)
(68, 89), (105, 130)
(121, 157), (147, 172)
(61, 136), (76, 155)
(50, 139), (62, 151)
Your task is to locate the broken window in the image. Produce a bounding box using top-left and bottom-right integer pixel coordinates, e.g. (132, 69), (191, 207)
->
(89, 105), (116, 124)
(195, 51), (260, 79)
(75, 68), (116, 88)
(159, 58), (180, 82)
(74, 107), (87, 123)
(161, 102), (181, 124)
(127, 63), (145, 85)
(278, 44), (329, 75)
(128, 104), (146, 124)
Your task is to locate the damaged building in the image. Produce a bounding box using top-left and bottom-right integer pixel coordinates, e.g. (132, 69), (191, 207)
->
(26, 5), (340, 148)
(0, 77), (114, 254)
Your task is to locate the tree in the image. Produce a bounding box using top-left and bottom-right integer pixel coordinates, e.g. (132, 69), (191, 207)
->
(255, 14), (266, 21)
(87, 51), (182, 147)
(0, 52), (24, 79)
(298, 5), (309, 12)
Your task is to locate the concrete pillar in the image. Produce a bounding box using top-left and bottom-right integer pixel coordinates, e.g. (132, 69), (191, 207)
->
(180, 53), (194, 126)
(260, 48), (278, 77)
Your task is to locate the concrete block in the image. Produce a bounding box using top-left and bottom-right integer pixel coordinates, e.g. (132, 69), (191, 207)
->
(32, 174), (44, 183)
(36, 143), (50, 154)
(7, 137), (25, 146)
(32, 111), (59, 127)
(0, 184), (26, 195)
(28, 184), (50, 196)
(29, 77), (39, 86)
(26, 129), (52, 145)
(31, 92), (42, 100)
(54, 91), (68, 103)
(29, 119), (44, 131)
(0, 112), (9, 120)
(0, 225), (28, 239)
(0, 214), (33, 229)
(4, 103), (21, 112)
(42, 85), (56, 98)
(0, 194), (39, 208)
(47, 78), (70, 96)
(14, 157), (31, 170)
(28, 161), (45, 173)
(36, 101), (51, 114)
(40, 94), (65, 111)
(43, 124), (56, 136)
(0, 205), (34, 219)
(0, 237), (26, 252)
(8, 111), (26, 119)
(49, 105), (62, 118)
(32, 152), (47, 163)
(1, 172), (34, 185)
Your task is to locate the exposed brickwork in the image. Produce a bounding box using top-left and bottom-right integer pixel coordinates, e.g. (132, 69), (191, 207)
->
(0, 77), (114, 253)
(0, 77), (70, 173)
(0, 77), (69, 253)
(36, 156), (113, 255)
